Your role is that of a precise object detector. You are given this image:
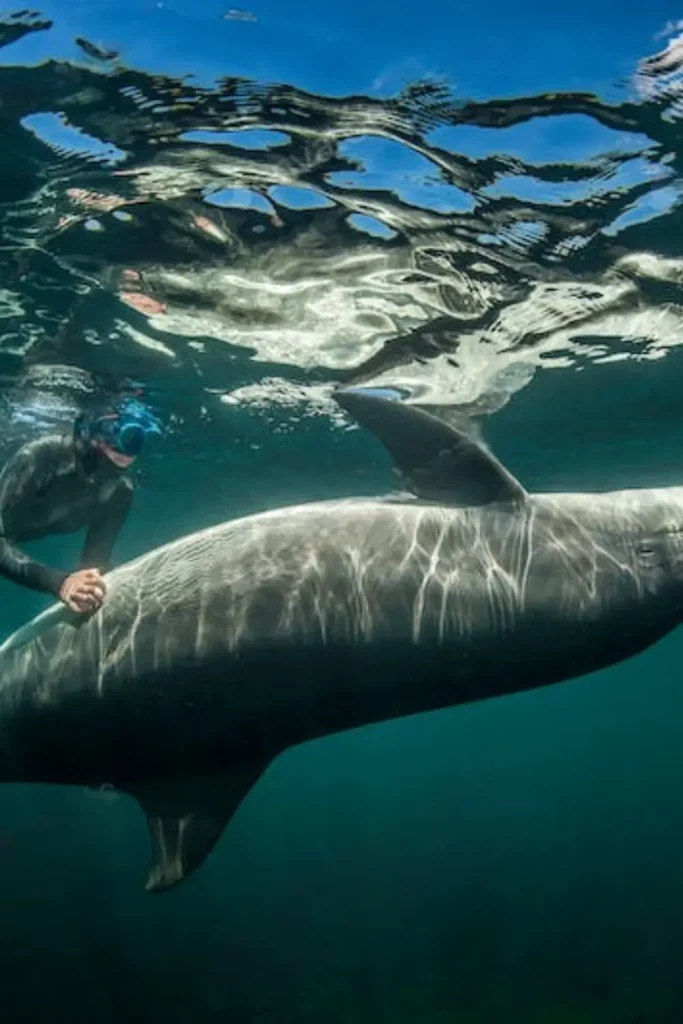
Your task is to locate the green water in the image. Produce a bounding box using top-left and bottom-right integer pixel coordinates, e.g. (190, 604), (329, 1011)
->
(1, 393), (682, 1024)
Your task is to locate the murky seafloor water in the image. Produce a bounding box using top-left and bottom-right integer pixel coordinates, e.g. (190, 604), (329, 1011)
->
(3, 5), (683, 1022)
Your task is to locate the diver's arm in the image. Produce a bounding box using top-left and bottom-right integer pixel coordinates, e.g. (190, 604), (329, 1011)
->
(0, 441), (69, 596)
(0, 534), (67, 595)
(79, 476), (133, 573)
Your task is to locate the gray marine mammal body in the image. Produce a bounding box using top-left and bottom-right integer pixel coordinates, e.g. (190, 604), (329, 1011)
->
(0, 388), (682, 892)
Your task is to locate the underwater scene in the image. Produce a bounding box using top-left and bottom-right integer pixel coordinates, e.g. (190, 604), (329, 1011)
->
(4, 2), (683, 1021)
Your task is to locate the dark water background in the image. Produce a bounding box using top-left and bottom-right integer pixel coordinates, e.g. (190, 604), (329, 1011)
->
(3, 6), (683, 1022)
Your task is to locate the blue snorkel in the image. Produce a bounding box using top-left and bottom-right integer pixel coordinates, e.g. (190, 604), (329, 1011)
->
(75, 396), (163, 465)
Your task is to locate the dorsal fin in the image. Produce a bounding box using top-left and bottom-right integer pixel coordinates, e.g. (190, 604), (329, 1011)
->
(334, 388), (527, 507)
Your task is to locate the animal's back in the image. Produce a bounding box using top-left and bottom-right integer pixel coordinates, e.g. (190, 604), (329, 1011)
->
(0, 488), (661, 765)
(0, 492), (625, 709)
(0, 497), (517, 707)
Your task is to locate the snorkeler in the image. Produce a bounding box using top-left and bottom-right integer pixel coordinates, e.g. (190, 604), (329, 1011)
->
(0, 395), (162, 614)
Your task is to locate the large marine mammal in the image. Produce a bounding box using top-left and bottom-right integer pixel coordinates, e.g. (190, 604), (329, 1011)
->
(0, 388), (682, 892)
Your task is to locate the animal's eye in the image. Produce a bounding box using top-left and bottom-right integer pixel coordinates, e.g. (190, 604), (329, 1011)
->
(636, 540), (659, 566)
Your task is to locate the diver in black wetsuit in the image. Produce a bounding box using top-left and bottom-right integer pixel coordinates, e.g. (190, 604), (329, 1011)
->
(0, 396), (162, 614)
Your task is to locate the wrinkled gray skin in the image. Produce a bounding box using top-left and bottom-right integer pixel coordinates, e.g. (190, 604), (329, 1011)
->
(0, 389), (682, 893)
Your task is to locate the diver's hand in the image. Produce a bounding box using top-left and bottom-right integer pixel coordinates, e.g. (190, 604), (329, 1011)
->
(59, 569), (107, 614)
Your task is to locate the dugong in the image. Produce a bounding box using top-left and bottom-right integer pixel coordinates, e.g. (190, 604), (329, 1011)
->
(0, 389), (681, 892)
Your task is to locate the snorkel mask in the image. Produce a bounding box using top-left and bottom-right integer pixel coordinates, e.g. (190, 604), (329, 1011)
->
(75, 397), (163, 468)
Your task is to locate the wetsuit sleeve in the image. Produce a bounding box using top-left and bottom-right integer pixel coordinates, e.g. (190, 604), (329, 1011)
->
(0, 444), (68, 597)
(79, 477), (133, 573)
